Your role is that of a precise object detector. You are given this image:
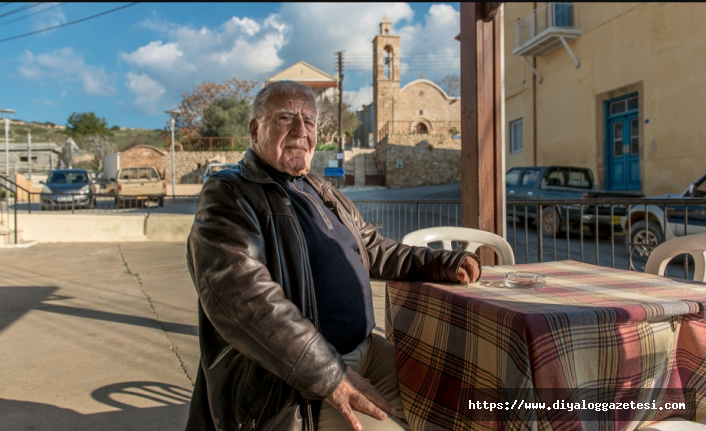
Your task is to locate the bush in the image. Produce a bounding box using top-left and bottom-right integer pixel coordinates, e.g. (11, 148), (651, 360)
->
(316, 143), (338, 151)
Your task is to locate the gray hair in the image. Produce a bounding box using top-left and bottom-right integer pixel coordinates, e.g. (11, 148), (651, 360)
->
(251, 80), (318, 122)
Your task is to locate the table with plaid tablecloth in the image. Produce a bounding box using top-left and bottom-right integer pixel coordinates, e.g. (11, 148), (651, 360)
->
(385, 260), (706, 431)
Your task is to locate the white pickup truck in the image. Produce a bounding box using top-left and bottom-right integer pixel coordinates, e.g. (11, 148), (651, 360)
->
(108, 166), (166, 208)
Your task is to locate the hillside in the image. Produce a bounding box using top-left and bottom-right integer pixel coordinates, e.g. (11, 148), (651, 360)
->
(5, 120), (165, 153)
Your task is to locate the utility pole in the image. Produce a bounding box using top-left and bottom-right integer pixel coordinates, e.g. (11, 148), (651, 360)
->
(336, 50), (344, 188)
(27, 132), (32, 181)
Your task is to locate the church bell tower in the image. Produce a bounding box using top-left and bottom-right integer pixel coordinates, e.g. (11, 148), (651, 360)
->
(372, 16), (400, 144)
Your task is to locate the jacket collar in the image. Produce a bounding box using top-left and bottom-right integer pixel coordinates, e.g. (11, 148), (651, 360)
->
(240, 148), (275, 184)
(240, 148), (332, 196)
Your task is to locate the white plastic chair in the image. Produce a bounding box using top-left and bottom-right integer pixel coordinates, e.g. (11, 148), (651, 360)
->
(644, 233), (706, 282)
(401, 227), (515, 265)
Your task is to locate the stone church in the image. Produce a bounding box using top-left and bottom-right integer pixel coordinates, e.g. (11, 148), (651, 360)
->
(355, 17), (462, 188)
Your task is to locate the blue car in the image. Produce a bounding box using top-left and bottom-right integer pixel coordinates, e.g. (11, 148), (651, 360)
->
(40, 169), (96, 210)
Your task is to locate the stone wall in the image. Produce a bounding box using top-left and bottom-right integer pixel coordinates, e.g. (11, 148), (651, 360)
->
(165, 151), (246, 184)
(381, 134), (461, 189)
(164, 150), (370, 183)
(396, 80), (460, 136)
(131, 141), (455, 189)
(119, 145), (167, 179)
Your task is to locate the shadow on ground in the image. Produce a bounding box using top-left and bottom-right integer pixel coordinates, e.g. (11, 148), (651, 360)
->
(0, 382), (191, 431)
(0, 285), (197, 337)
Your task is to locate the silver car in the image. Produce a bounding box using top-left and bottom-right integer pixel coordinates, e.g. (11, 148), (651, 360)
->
(40, 169), (96, 210)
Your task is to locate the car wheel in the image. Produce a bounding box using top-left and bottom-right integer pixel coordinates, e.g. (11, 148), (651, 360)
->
(628, 220), (664, 269)
(541, 207), (561, 237)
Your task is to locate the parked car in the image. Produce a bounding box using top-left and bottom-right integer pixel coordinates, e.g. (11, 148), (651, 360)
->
(506, 166), (643, 237)
(40, 169), (95, 210)
(108, 166), (166, 208)
(201, 163), (240, 183)
(621, 171), (706, 261)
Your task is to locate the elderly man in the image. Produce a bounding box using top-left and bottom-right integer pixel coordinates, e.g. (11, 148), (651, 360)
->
(186, 81), (480, 431)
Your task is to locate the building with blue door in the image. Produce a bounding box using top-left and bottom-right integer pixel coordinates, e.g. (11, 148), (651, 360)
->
(503, 3), (706, 196)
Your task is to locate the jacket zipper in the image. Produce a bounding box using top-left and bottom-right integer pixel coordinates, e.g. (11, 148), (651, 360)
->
(269, 182), (320, 331)
(252, 383), (275, 430)
(238, 172), (326, 430)
(292, 180), (333, 230)
(306, 400), (314, 431)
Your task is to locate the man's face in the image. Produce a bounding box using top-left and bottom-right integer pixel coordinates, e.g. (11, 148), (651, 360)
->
(250, 92), (317, 176)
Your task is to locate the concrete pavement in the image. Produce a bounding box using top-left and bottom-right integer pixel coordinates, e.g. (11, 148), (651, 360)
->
(0, 242), (388, 430)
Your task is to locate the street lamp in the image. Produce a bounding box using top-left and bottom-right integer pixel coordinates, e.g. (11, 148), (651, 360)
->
(165, 109), (180, 198)
(1, 109), (16, 181)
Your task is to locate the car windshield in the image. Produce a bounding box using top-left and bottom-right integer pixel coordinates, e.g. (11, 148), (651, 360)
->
(506, 169), (521, 186)
(521, 169), (542, 187)
(695, 178), (706, 197)
(47, 171), (89, 184)
(120, 167), (159, 180)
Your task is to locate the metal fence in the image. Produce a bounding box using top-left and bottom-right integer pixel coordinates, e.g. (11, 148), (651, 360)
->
(352, 198), (704, 279)
(5, 185), (704, 280)
(12, 193), (200, 215)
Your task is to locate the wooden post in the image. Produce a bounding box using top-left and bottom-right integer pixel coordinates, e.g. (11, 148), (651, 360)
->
(460, 3), (504, 265)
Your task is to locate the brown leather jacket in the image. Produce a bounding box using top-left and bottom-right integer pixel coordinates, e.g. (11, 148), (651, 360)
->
(185, 150), (477, 431)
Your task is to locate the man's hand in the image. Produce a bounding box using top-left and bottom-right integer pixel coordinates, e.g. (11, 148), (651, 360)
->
(456, 256), (480, 284)
(324, 369), (396, 430)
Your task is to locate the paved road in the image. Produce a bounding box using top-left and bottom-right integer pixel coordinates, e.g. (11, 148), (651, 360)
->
(0, 242), (388, 431)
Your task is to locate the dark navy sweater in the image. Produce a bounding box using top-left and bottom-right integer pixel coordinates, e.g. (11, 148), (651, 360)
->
(265, 166), (374, 354)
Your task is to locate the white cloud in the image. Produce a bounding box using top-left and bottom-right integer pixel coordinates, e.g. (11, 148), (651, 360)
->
(122, 14), (289, 114)
(344, 85), (373, 110)
(125, 72), (166, 115)
(122, 3), (459, 116)
(394, 4), (461, 80)
(31, 3), (66, 31)
(19, 48), (115, 96)
(276, 3), (415, 69)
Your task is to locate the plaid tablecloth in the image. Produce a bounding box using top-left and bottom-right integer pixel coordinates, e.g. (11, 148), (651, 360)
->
(385, 260), (706, 431)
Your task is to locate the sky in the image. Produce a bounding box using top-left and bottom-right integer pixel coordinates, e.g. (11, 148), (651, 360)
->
(0, 2), (461, 130)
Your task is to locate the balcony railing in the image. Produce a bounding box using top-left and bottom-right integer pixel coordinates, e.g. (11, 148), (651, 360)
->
(514, 2), (581, 57)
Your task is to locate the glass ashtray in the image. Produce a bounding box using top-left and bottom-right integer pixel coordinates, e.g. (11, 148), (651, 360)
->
(504, 271), (546, 289)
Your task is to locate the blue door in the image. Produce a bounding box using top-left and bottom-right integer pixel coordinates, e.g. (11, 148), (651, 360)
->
(606, 95), (640, 191)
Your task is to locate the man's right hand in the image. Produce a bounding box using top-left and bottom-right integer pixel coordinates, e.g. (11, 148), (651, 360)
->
(324, 369), (397, 430)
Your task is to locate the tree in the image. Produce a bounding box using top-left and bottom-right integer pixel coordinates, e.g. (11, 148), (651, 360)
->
(173, 77), (258, 138)
(316, 95), (360, 145)
(64, 112), (111, 140)
(81, 136), (114, 172)
(435, 74), (460, 97)
(200, 97), (251, 137)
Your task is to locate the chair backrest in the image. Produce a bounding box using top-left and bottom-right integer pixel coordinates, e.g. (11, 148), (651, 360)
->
(401, 227), (515, 265)
(644, 233), (706, 282)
